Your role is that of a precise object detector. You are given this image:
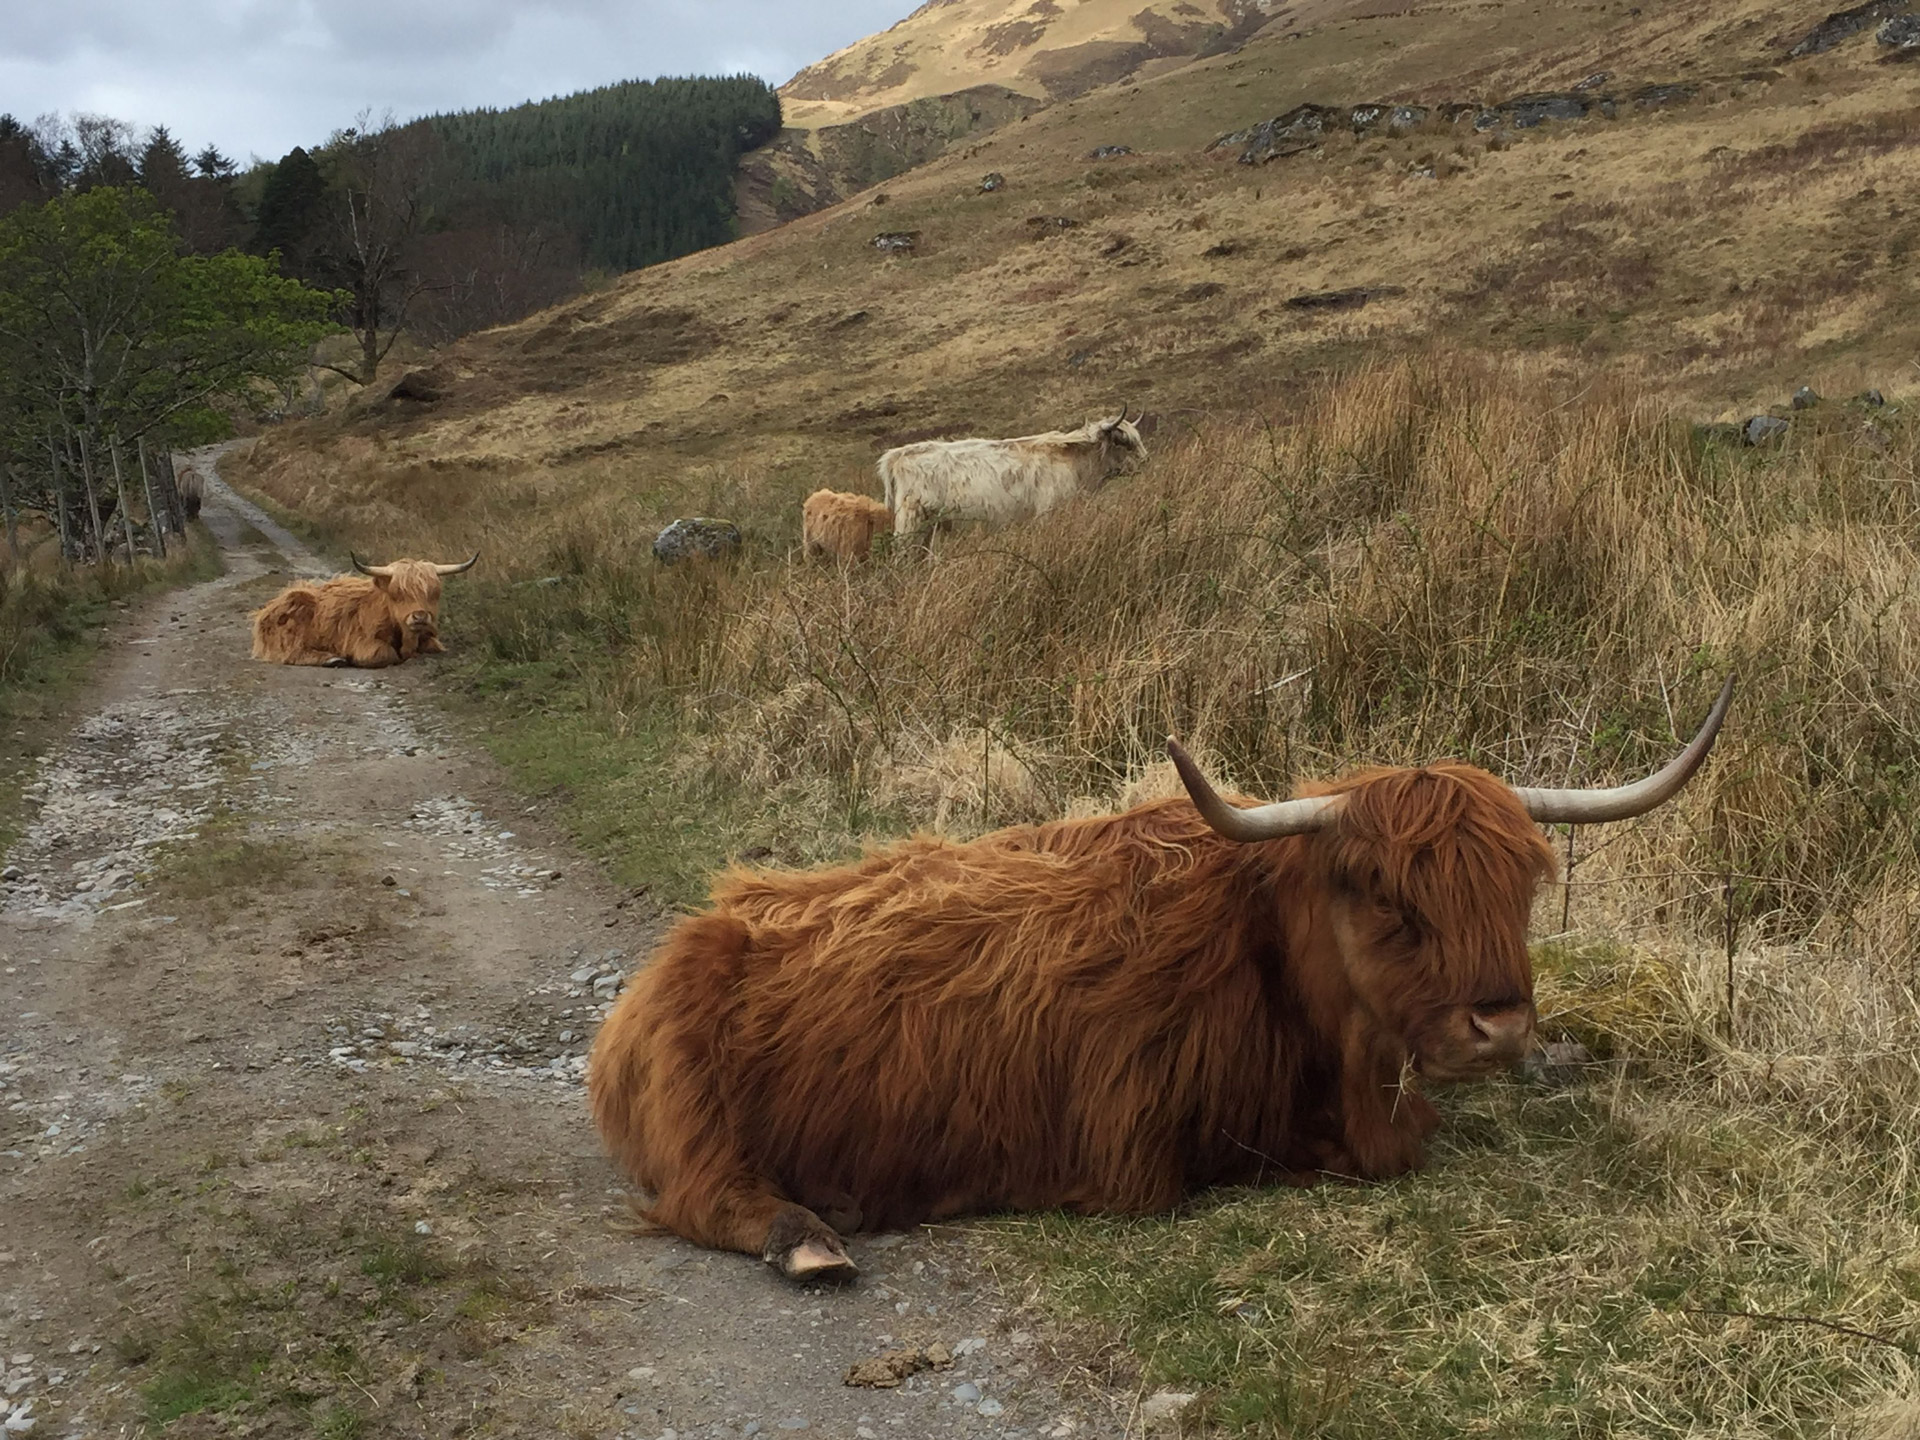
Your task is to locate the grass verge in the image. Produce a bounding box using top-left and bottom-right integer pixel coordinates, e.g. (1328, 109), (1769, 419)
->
(0, 527), (223, 848)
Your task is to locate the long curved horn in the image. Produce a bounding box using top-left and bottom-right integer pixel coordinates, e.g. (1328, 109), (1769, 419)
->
(434, 553), (480, 576)
(351, 553), (397, 578)
(1168, 737), (1342, 841)
(1514, 676), (1735, 825)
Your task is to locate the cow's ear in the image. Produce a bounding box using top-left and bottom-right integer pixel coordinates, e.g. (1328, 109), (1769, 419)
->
(370, 573), (391, 590)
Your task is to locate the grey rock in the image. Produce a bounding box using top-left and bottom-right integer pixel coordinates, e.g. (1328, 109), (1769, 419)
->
(1572, 70), (1613, 91)
(870, 232), (920, 255)
(1789, 0), (1908, 56)
(979, 172), (1005, 192)
(1791, 385), (1820, 410)
(1882, 14), (1920, 49)
(1502, 92), (1590, 128)
(1139, 1391), (1197, 1427)
(953, 1383), (981, 1403)
(652, 518), (742, 565)
(977, 1398), (1006, 1417)
(1086, 145), (1133, 159)
(1862, 388), (1887, 406)
(777, 1420), (809, 1432)
(1745, 415), (1790, 446)
(0, 867), (20, 882)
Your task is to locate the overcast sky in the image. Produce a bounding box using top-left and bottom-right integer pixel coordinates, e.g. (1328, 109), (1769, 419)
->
(1, 0), (912, 165)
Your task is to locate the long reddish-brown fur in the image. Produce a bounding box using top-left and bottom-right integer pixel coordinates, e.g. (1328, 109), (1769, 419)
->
(801, 490), (893, 563)
(587, 763), (1555, 1271)
(250, 561), (448, 668)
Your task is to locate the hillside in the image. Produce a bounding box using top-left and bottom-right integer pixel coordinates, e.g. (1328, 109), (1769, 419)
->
(243, 0), (1919, 539)
(742, 0), (1408, 225)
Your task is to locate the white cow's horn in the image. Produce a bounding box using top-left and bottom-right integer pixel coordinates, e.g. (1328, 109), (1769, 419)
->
(1514, 676), (1735, 825)
(1168, 738), (1342, 841)
(434, 553), (480, 576)
(352, 553), (397, 578)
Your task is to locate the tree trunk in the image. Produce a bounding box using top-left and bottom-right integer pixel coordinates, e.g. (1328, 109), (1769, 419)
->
(135, 440), (167, 558)
(141, 439), (180, 536)
(75, 429), (108, 564)
(110, 436), (140, 564)
(48, 438), (73, 562)
(0, 463), (18, 564)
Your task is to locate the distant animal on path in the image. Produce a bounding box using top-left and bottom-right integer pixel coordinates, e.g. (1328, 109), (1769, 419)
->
(588, 680), (1735, 1281)
(801, 490), (893, 563)
(250, 553), (478, 668)
(878, 408), (1146, 538)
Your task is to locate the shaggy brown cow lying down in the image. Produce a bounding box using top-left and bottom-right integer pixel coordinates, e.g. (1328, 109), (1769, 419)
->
(251, 554), (476, 668)
(589, 680), (1733, 1280)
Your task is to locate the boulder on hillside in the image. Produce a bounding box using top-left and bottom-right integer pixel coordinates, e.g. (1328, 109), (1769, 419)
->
(1086, 144), (1134, 160)
(978, 172), (1005, 192)
(653, 517), (743, 565)
(1861, 388), (1888, 406)
(1881, 14), (1920, 51)
(1791, 385), (1821, 409)
(1745, 415), (1791, 446)
(1788, 0), (1909, 56)
(377, 365), (452, 404)
(871, 231), (920, 255)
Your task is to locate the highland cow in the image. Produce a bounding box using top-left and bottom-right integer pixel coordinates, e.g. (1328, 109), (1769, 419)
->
(588, 680), (1734, 1280)
(801, 490), (893, 563)
(250, 553), (477, 668)
(878, 409), (1147, 537)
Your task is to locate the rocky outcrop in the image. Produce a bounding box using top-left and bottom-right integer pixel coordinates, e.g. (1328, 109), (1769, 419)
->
(1882, 14), (1920, 52)
(1209, 84), (1697, 164)
(1787, 0), (1910, 57)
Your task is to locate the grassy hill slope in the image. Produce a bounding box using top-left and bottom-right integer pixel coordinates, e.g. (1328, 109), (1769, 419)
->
(242, 0), (1918, 548)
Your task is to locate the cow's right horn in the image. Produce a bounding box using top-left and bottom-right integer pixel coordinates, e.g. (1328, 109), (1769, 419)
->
(1514, 676), (1735, 825)
(351, 553), (397, 578)
(1168, 738), (1341, 841)
(434, 553), (480, 576)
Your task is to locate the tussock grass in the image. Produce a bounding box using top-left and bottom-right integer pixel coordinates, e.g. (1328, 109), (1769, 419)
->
(250, 357), (1920, 1430)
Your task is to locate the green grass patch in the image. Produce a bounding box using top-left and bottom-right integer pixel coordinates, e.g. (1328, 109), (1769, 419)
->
(983, 1014), (1920, 1438)
(437, 648), (772, 907)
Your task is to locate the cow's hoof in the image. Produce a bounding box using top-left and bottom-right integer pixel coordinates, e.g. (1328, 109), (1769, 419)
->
(322, 656), (353, 668)
(781, 1240), (859, 1282)
(764, 1205), (858, 1283)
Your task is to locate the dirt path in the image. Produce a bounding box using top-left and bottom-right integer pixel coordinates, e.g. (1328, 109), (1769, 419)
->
(0, 451), (1135, 1440)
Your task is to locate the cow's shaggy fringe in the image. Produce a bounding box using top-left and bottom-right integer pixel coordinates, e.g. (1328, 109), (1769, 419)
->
(233, 355), (1920, 1434)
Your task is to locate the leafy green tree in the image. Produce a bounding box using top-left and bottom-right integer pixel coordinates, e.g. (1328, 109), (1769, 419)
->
(0, 186), (340, 559)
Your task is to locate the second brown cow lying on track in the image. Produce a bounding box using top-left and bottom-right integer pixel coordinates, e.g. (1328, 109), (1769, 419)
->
(250, 554), (478, 668)
(589, 680), (1735, 1281)
(801, 490), (893, 564)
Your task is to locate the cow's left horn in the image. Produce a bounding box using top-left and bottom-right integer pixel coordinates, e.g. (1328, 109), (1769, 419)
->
(1514, 675), (1735, 825)
(351, 553), (397, 578)
(434, 553), (480, 576)
(1168, 738), (1341, 841)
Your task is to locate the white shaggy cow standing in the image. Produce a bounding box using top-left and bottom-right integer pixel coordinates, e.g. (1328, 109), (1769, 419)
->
(878, 410), (1147, 538)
